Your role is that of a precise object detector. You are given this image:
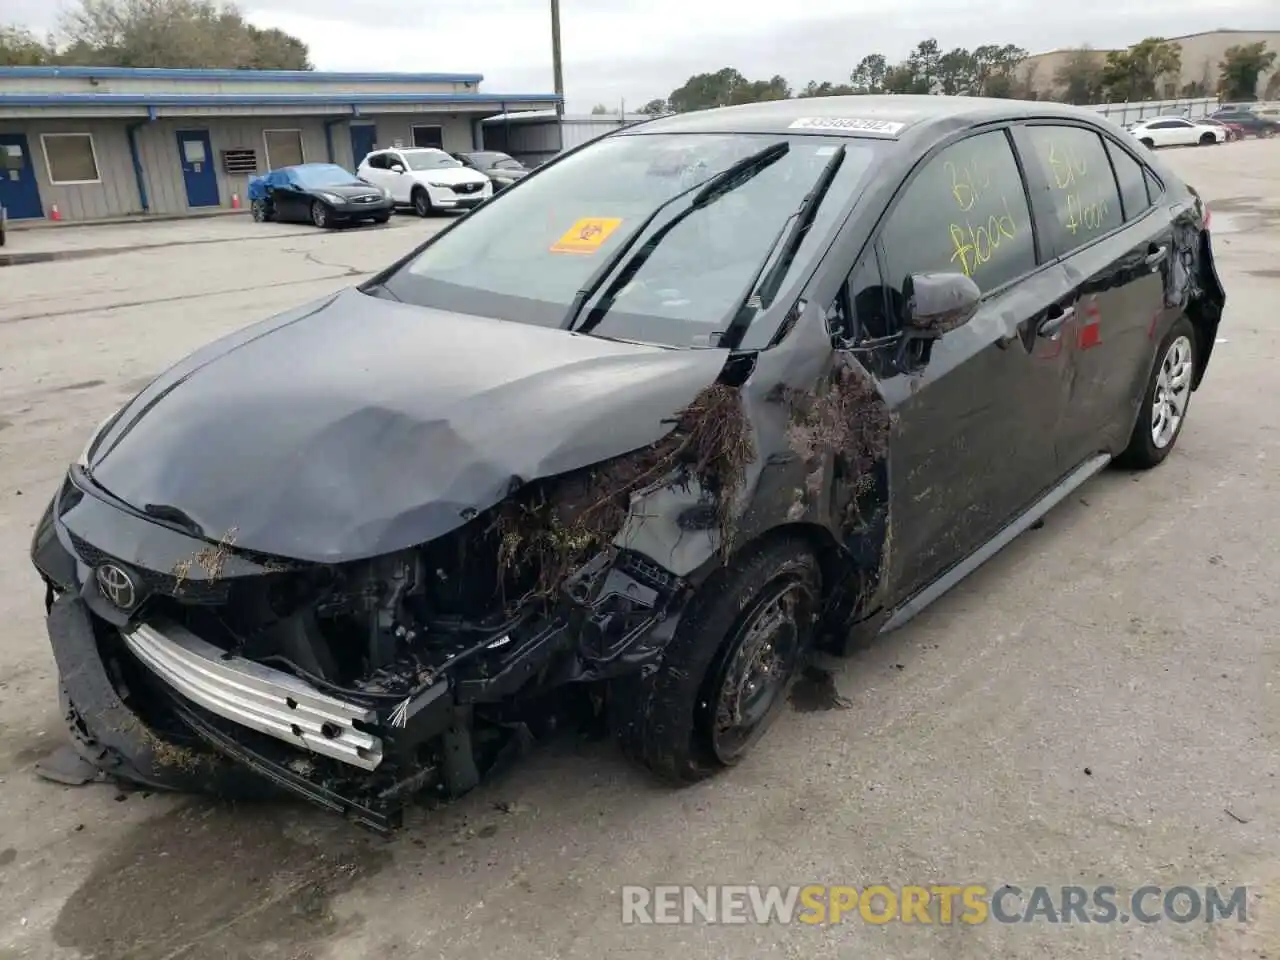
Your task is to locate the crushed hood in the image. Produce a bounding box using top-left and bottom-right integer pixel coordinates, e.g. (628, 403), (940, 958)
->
(89, 288), (729, 563)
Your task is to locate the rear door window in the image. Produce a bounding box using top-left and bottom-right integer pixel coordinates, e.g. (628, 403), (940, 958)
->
(1022, 125), (1124, 257)
(879, 129), (1037, 299)
(1104, 139), (1152, 221)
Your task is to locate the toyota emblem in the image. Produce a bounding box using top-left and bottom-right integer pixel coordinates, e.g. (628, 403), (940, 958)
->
(95, 563), (137, 610)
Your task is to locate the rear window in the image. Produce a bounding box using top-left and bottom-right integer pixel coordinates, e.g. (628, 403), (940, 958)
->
(1022, 125), (1123, 257)
(382, 132), (880, 349)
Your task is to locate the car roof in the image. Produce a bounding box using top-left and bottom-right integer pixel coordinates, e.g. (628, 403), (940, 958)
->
(625, 94), (1117, 141)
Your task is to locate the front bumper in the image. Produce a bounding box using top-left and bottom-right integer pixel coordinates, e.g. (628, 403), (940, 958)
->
(426, 183), (491, 209)
(331, 197), (394, 218)
(33, 472), (688, 830)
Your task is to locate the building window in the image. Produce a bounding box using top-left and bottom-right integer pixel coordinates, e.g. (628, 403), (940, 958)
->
(411, 124), (444, 149)
(41, 133), (101, 185)
(263, 129), (305, 169)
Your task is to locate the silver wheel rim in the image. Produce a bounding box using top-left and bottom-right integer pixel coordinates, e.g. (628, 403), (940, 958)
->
(415, 193), (428, 216)
(252, 200), (264, 222)
(1152, 335), (1193, 449)
(313, 203), (326, 227)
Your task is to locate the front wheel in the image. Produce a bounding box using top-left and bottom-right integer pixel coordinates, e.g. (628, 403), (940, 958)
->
(1140, 137), (1156, 149)
(609, 538), (822, 783)
(412, 188), (433, 218)
(1199, 132), (1217, 146)
(1116, 317), (1197, 470)
(311, 200), (333, 229)
(372, 212), (391, 224)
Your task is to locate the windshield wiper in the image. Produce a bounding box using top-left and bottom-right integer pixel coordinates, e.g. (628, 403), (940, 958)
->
(559, 141), (790, 333)
(714, 144), (847, 349)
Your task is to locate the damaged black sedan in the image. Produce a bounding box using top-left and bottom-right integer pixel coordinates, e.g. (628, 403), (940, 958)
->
(32, 96), (1226, 833)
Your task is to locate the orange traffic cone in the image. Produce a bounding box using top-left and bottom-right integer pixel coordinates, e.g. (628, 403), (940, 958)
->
(231, 193), (241, 209)
(49, 203), (61, 221)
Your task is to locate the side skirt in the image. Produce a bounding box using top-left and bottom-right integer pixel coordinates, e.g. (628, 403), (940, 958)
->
(879, 453), (1112, 634)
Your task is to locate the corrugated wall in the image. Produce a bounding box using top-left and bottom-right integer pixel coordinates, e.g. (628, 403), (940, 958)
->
(0, 117), (141, 219)
(328, 114), (475, 168)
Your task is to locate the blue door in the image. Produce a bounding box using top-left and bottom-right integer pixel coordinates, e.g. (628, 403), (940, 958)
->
(176, 130), (219, 208)
(0, 133), (44, 220)
(350, 125), (377, 169)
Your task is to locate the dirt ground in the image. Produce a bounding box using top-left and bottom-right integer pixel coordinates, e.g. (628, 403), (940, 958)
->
(0, 143), (1277, 960)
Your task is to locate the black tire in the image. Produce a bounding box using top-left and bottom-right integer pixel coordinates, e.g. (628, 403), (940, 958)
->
(609, 537), (822, 784)
(412, 187), (433, 218)
(1199, 132), (1217, 145)
(251, 198), (272, 223)
(311, 200), (332, 229)
(1116, 316), (1198, 470)
(1140, 137), (1156, 149)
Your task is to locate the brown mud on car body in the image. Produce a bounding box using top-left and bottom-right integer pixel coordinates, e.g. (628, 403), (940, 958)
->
(31, 95), (1224, 832)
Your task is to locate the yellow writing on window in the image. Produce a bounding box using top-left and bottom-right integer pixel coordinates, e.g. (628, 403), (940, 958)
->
(948, 196), (1019, 278)
(945, 157), (993, 213)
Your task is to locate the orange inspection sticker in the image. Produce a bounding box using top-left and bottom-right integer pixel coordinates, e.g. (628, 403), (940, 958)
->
(550, 217), (623, 254)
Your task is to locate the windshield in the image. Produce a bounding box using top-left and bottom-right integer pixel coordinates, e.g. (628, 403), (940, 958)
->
(381, 132), (879, 348)
(291, 164), (357, 188)
(404, 151), (463, 171)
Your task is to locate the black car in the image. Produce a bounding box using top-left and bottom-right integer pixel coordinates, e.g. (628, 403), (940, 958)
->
(454, 150), (529, 190)
(32, 95), (1225, 832)
(1209, 108), (1278, 138)
(248, 162), (394, 228)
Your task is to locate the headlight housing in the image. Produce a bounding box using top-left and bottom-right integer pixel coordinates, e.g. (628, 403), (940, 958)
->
(318, 192), (343, 204)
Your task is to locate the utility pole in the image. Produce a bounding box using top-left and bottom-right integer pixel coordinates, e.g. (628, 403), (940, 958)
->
(550, 0), (565, 116)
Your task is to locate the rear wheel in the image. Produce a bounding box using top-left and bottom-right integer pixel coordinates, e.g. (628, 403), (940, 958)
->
(1116, 317), (1197, 470)
(609, 537), (821, 783)
(412, 187), (433, 218)
(251, 198), (272, 222)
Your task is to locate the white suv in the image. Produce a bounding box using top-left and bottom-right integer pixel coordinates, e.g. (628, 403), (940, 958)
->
(357, 148), (493, 216)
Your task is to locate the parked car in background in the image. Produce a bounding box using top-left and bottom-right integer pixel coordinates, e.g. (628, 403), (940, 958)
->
(1198, 118), (1245, 141)
(1125, 116), (1228, 148)
(248, 163), (393, 228)
(453, 150), (530, 191)
(33, 95), (1225, 834)
(357, 147), (492, 217)
(1209, 108), (1279, 138)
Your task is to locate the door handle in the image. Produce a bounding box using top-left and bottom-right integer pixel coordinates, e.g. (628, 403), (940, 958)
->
(1038, 304), (1075, 339)
(1145, 245), (1168, 267)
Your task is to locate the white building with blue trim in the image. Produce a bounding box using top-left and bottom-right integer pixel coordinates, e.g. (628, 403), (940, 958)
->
(0, 66), (560, 222)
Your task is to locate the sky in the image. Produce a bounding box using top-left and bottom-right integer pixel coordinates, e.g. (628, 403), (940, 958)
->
(3, 0), (1276, 112)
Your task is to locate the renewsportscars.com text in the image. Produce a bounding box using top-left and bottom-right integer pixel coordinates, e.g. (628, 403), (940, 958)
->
(620, 884), (1249, 926)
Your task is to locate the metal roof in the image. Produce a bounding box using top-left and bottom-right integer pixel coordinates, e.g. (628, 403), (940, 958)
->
(0, 92), (560, 107)
(0, 66), (485, 84)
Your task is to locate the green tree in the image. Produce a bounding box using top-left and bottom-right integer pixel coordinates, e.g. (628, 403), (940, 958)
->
(590, 103), (610, 114)
(1101, 37), (1182, 101)
(797, 79), (857, 98)
(666, 67), (789, 113)
(0, 24), (54, 64)
(1218, 41), (1277, 101)
(57, 0), (311, 69)
(637, 98), (668, 115)
(883, 62), (926, 94)
(906, 38), (942, 92)
(1053, 47), (1105, 104)
(937, 47), (977, 95)
(849, 53), (888, 93)
(971, 43), (1028, 96)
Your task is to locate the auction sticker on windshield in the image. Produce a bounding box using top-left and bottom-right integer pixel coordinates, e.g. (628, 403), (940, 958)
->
(788, 117), (906, 136)
(550, 217), (624, 254)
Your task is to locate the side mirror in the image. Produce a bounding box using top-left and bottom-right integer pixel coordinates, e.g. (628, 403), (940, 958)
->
(902, 271), (981, 337)
(390, 164), (406, 174)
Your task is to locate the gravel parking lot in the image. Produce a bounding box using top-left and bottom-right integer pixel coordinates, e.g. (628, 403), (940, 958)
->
(1, 143), (1277, 960)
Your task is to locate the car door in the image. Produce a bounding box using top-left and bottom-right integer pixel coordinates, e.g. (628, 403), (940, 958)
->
(852, 127), (1075, 596)
(384, 151), (414, 203)
(1014, 122), (1174, 466)
(273, 176), (310, 222)
(360, 152), (391, 195)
